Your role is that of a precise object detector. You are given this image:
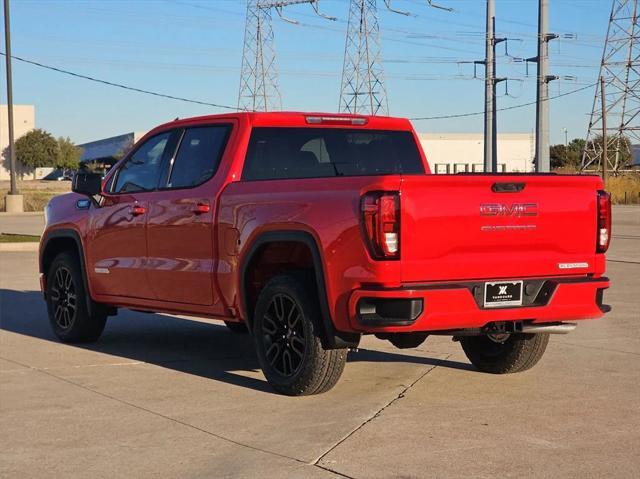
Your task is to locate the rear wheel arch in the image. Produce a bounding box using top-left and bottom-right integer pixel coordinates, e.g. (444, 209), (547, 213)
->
(240, 230), (359, 349)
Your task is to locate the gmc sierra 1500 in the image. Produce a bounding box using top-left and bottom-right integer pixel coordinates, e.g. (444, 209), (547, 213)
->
(40, 112), (611, 395)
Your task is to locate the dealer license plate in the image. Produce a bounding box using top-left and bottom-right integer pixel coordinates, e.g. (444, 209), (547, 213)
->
(484, 281), (523, 308)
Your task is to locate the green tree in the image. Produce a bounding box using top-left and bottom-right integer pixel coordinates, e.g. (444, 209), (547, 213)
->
(15, 129), (58, 169)
(56, 137), (83, 169)
(550, 138), (587, 170)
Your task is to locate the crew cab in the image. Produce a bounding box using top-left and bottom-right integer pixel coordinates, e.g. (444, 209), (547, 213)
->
(39, 112), (611, 395)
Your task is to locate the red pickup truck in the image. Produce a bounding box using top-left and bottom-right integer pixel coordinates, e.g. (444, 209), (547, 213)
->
(40, 112), (611, 395)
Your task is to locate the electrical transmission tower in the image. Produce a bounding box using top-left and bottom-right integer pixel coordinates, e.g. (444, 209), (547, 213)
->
(238, 1), (334, 112)
(582, 0), (640, 172)
(339, 1), (450, 116)
(339, 0), (387, 115)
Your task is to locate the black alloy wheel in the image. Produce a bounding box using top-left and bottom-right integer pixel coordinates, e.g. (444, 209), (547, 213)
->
(252, 275), (347, 396)
(49, 266), (78, 331)
(261, 293), (307, 377)
(46, 251), (107, 343)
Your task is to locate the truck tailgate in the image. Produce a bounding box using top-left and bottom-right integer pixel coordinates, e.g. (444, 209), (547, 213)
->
(400, 174), (603, 282)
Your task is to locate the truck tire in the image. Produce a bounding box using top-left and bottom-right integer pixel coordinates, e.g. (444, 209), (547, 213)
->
(46, 251), (107, 343)
(224, 321), (249, 334)
(460, 333), (549, 374)
(252, 275), (347, 396)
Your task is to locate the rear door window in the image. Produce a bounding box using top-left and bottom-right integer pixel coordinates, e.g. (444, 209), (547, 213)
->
(242, 127), (424, 180)
(166, 125), (231, 189)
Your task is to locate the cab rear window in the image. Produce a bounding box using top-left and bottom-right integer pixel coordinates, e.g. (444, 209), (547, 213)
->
(242, 127), (424, 180)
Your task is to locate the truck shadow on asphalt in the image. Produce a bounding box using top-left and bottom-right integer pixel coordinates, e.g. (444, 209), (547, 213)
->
(0, 289), (474, 394)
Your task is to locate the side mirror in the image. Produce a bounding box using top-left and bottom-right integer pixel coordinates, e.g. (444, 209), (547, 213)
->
(72, 172), (102, 197)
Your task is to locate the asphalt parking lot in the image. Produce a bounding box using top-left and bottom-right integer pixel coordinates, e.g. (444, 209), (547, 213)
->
(1, 207), (639, 478)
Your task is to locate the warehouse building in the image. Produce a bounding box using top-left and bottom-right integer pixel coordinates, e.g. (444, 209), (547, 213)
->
(418, 133), (535, 173)
(79, 131), (148, 168)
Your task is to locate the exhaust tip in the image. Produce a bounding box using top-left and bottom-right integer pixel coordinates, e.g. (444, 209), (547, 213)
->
(521, 322), (577, 334)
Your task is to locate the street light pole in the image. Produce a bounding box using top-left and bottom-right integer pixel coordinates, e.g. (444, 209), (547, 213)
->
(4, 0), (21, 209)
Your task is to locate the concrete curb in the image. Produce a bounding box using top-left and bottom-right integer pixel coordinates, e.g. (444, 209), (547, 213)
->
(0, 242), (39, 253)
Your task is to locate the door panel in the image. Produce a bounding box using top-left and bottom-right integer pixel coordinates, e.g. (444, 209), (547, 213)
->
(146, 190), (216, 306)
(88, 194), (153, 298)
(87, 130), (174, 300)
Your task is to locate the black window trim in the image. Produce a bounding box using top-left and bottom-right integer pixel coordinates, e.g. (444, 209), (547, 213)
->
(157, 123), (234, 192)
(107, 122), (233, 195)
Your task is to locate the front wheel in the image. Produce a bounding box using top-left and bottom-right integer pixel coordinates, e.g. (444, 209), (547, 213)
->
(46, 252), (107, 343)
(459, 333), (549, 374)
(253, 275), (347, 396)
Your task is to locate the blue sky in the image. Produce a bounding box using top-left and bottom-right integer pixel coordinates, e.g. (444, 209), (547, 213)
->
(2, 0), (610, 144)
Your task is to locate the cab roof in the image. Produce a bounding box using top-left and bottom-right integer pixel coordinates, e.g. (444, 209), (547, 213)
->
(153, 111), (414, 132)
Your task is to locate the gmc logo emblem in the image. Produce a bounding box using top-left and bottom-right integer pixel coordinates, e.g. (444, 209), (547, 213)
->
(480, 203), (538, 217)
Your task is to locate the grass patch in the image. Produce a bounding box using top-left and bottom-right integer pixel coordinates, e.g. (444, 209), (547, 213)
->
(0, 180), (71, 212)
(0, 233), (41, 243)
(553, 168), (640, 204)
(606, 175), (640, 205)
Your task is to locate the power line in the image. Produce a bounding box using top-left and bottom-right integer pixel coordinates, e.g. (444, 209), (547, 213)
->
(0, 51), (240, 111)
(0, 51), (595, 123)
(409, 82), (595, 120)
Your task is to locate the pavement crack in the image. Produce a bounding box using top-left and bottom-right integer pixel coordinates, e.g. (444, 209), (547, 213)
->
(311, 354), (451, 468)
(0, 355), (309, 467)
(608, 259), (640, 265)
(314, 464), (357, 479)
(554, 341), (640, 356)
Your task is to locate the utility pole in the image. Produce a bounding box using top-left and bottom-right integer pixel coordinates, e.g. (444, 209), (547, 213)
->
(480, 0), (505, 172)
(3, 0), (22, 211)
(582, 0), (639, 173)
(483, 0), (495, 172)
(533, 0), (558, 172)
(601, 76), (608, 184)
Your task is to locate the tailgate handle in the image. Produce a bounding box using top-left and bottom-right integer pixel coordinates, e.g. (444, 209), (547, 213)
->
(492, 182), (525, 193)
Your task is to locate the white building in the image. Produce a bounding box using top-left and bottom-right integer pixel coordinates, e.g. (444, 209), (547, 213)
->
(417, 133), (535, 174)
(0, 104), (41, 180)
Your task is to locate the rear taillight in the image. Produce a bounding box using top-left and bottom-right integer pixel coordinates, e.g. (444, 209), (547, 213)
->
(597, 190), (611, 253)
(361, 192), (400, 260)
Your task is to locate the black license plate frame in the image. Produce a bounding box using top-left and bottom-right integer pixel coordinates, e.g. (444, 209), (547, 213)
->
(484, 281), (524, 308)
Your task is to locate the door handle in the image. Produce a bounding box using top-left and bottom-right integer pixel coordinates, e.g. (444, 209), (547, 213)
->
(130, 205), (146, 216)
(192, 202), (210, 214)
